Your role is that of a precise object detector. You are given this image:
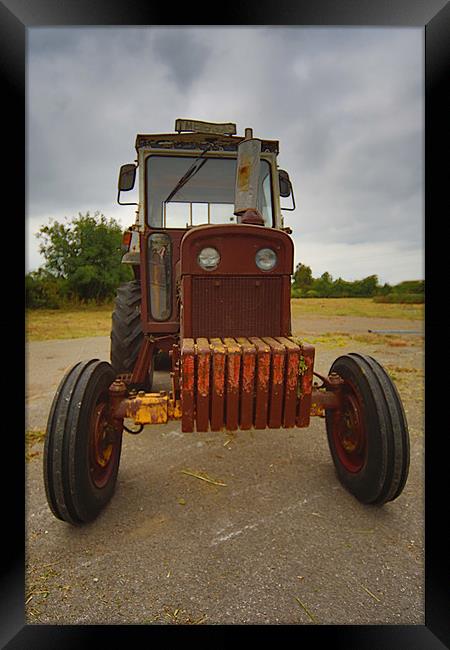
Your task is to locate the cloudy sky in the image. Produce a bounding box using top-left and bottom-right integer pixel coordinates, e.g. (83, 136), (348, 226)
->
(26, 26), (423, 284)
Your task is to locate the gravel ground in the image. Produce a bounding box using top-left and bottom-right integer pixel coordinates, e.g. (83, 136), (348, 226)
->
(25, 315), (424, 625)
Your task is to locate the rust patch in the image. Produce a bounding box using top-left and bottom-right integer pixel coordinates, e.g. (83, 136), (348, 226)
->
(195, 338), (211, 432)
(125, 393), (168, 425)
(168, 398), (182, 420)
(309, 388), (339, 417)
(223, 338), (241, 431)
(196, 339), (210, 396)
(241, 352), (256, 391)
(181, 338), (195, 432)
(210, 338), (226, 431)
(310, 401), (325, 418)
(263, 337), (286, 429)
(277, 337), (301, 427)
(249, 337), (271, 429)
(237, 162), (250, 192)
(236, 337), (256, 430)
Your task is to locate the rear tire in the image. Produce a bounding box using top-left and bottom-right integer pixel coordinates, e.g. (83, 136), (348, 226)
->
(43, 359), (123, 524)
(154, 350), (171, 371)
(325, 353), (409, 505)
(110, 280), (153, 389)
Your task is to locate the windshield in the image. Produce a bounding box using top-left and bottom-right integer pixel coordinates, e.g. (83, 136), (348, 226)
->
(146, 155), (273, 228)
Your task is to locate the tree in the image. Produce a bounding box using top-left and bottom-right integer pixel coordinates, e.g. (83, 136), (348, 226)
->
(333, 277), (353, 297)
(359, 275), (379, 297)
(314, 272), (334, 297)
(292, 263), (313, 293)
(377, 282), (393, 296)
(37, 211), (132, 302)
(350, 275), (379, 297)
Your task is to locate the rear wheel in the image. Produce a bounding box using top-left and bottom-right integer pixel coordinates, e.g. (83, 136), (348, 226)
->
(154, 350), (171, 371)
(325, 353), (409, 505)
(110, 280), (153, 389)
(43, 359), (123, 524)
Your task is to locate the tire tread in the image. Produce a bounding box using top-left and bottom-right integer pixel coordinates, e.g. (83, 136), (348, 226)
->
(326, 353), (409, 505)
(110, 280), (143, 374)
(43, 359), (120, 525)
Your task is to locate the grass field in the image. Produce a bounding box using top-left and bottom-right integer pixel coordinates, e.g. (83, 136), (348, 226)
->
(26, 303), (115, 341)
(290, 298), (424, 320)
(26, 298), (424, 342)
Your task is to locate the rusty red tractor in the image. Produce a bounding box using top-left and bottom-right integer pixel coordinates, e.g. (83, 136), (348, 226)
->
(43, 119), (410, 524)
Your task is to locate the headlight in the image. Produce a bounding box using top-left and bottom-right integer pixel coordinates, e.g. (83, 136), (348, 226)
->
(255, 248), (277, 271)
(197, 247), (220, 270)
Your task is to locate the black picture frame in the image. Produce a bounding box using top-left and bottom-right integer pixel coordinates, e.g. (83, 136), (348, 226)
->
(9, 0), (449, 646)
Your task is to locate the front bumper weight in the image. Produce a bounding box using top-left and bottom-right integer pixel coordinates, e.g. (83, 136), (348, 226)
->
(180, 336), (316, 433)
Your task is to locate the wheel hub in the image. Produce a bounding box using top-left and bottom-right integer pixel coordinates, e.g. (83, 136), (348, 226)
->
(90, 401), (116, 487)
(333, 383), (366, 473)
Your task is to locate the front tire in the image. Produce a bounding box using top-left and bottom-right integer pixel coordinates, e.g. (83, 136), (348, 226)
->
(43, 359), (123, 524)
(325, 353), (410, 505)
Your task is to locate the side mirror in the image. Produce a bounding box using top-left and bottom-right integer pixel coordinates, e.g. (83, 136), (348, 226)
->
(117, 164), (138, 206)
(278, 169), (292, 197)
(118, 163), (136, 191)
(279, 169), (296, 211)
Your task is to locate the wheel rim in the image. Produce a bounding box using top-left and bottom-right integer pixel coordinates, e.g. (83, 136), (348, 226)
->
(89, 398), (118, 489)
(331, 380), (367, 473)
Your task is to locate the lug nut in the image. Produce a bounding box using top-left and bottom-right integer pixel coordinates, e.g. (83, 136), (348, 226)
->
(328, 372), (344, 386)
(109, 379), (127, 393)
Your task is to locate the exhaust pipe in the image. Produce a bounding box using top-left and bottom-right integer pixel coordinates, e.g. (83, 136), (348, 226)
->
(234, 127), (264, 225)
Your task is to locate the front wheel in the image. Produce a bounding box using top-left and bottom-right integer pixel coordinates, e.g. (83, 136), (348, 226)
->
(325, 353), (410, 505)
(43, 359), (123, 524)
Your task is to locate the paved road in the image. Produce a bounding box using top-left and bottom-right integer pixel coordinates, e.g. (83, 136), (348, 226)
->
(25, 332), (424, 625)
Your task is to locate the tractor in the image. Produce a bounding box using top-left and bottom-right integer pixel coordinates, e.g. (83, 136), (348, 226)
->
(43, 119), (410, 525)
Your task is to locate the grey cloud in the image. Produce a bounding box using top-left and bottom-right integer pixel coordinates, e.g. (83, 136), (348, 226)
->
(333, 131), (422, 201)
(150, 29), (210, 91)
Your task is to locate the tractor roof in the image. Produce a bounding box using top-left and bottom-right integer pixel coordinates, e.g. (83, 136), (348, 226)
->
(135, 131), (279, 155)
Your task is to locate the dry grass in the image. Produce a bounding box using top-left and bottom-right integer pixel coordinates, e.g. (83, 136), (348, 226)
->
(26, 430), (46, 461)
(299, 332), (424, 349)
(26, 303), (114, 341)
(291, 298), (424, 320)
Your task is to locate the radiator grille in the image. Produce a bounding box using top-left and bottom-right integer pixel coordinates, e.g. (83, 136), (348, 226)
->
(191, 276), (282, 338)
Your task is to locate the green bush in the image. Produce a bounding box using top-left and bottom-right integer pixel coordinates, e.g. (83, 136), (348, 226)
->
(291, 262), (424, 300)
(393, 280), (425, 294)
(25, 270), (67, 309)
